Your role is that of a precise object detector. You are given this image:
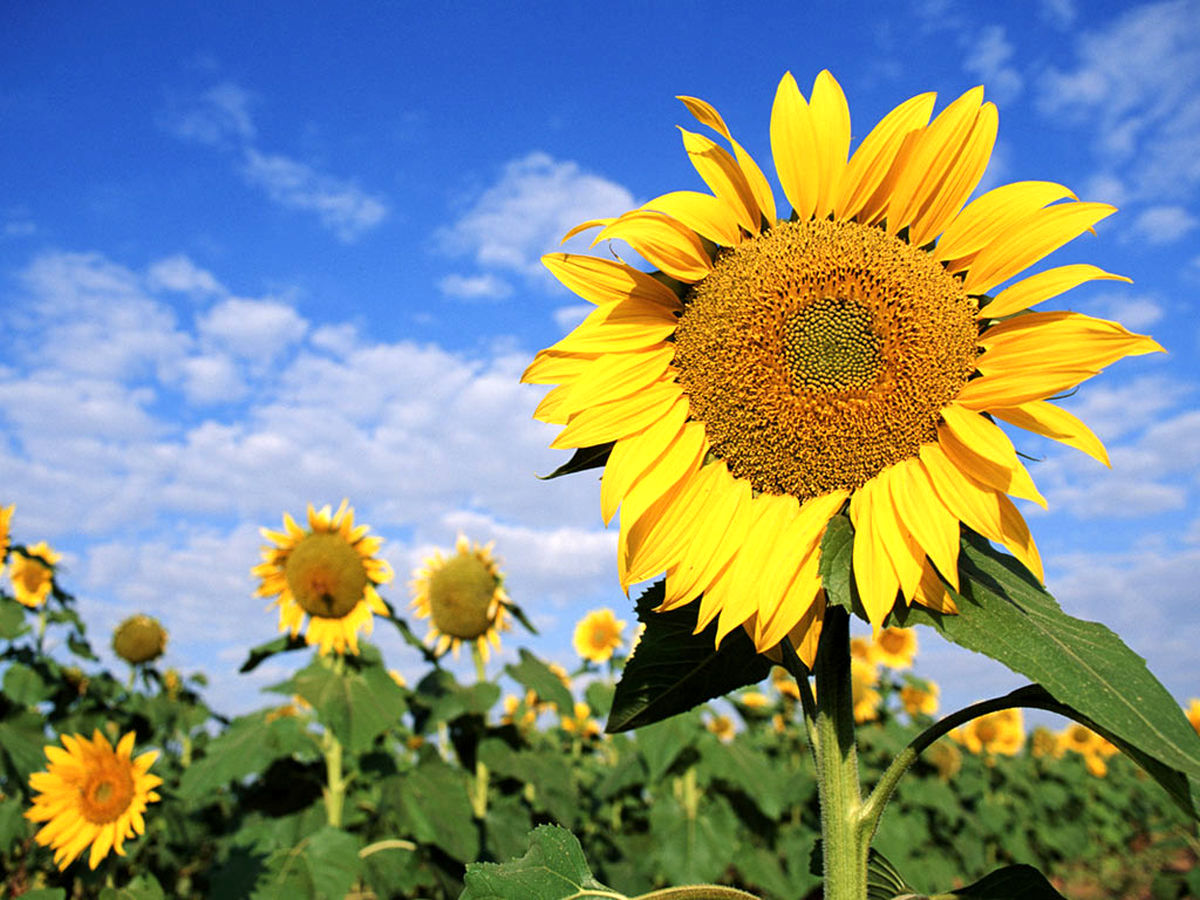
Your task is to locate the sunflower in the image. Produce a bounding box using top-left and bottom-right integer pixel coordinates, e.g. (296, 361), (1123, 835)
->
(10, 541), (61, 609)
(956, 707), (1024, 756)
(409, 534), (511, 660)
(899, 679), (939, 717)
(850, 657), (881, 723)
(523, 71), (1162, 663)
(253, 501), (393, 656)
(0, 503), (13, 578)
(572, 607), (626, 662)
(870, 626), (917, 670)
(25, 730), (162, 870)
(112, 614), (168, 665)
(1187, 699), (1200, 737)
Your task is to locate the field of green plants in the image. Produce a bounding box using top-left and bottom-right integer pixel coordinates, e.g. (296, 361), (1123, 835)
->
(1, 534), (1197, 900)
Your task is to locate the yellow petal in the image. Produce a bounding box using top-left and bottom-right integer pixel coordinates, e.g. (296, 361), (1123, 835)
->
(562, 217), (615, 241)
(546, 296), (678, 355)
(596, 211), (712, 282)
(991, 399), (1110, 467)
(551, 377), (680, 449)
(521, 349), (599, 385)
(888, 457), (960, 591)
(850, 478), (901, 627)
(676, 94), (776, 223)
(909, 101), (998, 248)
(542, 253), (681, 308)
(956, 366), (1101, 410)
(887, 86), (985, 236)
(938, 181), (1077, 268)
(809, 70), (851, 218)
(977, 312), (1164, 375)
(601, 395), (689, 525)
(837, 91), (936, 222)
(557, 347), (675, 419)
(981, 263), (1131, 320)
(787, 594), (826, 667)
(771, 71), (820, 221)
(914, 559), (959, 614)
(679, 128), (761, 235)
(939, 403), (1047, 508)
(664, 466), (754, 608)
(962, 202), (1118, 295)
(624, 458), (725, 582)
(868, 466), (926, 603)
(642, 190), (742, 246)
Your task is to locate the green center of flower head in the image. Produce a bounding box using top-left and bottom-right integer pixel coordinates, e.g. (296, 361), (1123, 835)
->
(285, 533), (368, 620)
(428, 554), (497, 640)
(783, 296), (883, 392)
(112, 614), (168, 664)
(674, 218), (977, 500)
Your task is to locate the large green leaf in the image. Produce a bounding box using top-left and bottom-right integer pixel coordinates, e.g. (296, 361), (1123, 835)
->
(462, 824), (620, 900)
(382, 758), (479, 863)
(3, 662), (52, 705)
(479, 738), (579, 827)
(649, 792), (740, 885)
(607, 580), (772, 732)
(892, 531), (1200, 817)
(98, 875), (165, 900)
(0, 597), (28, 639)
(178, 713), (315, 801)
(505, 649), (574, 714)
(819, 514), (856, 614)
(270, 651), (407, 753)
(940, 864), (1067, 899)
(252, 826), (362, 900)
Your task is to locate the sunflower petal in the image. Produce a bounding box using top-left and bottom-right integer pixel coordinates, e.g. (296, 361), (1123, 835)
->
(992, 399), (1110, 467)
(546, 297), (678, 355)
(679, 128), (762, 236)
(850, 478), (902, 627)
(938, 181), (1077, 268)
(550, 377), (680, 448)
(771, 71), (820, 221)
(809, 70), (851, 218)
(542, 253), (681, 308)
(596, 211), (712, 282)
(888, 457), (960, 592)
(939, 403), (1047, 508)
(909, 101), (998, 248)
(982, 263), (1131, 320)
(837, 91), (936, 222)
(601, 395), (689, 525)
(643, 190), (742, 246)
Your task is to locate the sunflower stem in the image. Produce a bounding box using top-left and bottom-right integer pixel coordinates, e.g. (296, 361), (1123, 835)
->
(471, 642), (487, 684)
(322, 728), (346, 828)
(809, 607), (867, 900)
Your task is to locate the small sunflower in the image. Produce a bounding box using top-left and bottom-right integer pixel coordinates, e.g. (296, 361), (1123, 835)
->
(524, 71), (1161, 663)
(1057, 722), (1118, 776)
(560, 701), (602, 738)
(572, 608), (626, 662)
(850, 657), (881, 723)
(706, 713), (736, 742)
(0, 503), (13, 578)
(25, 730), (162, 870)
(956, 708), (1024, 756)
(10, 541), (61, 609)
(1029, 725), (1061, 759)
(870, 627), (918, 670)
(899, 679), (939, 717)
(409, 534), (511, 660)
(927, 739), (963, 781)
(1186, 699), (1200, 737)
(112, 614), (168, 665)
(253, 501), (393, 656)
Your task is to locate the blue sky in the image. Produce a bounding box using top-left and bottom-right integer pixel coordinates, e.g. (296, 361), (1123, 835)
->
(1, 0), (1198, 721)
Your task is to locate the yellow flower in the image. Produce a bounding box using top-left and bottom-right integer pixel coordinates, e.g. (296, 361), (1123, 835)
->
(849, 636), (873, 661)
(1030, 726), (1061, 759)
(1186, 699), (1200, 736)
(561, 701), (602, 738)
(870, 627), (917, 670)
(253, 501), (393, 656)
(706, 714), (736, 742)
(739, 690), (771, 710)
(547, 662), (573, 689)
(572, 608), (626, 662)
(899, 680), (939, 717)
(409, 534), (511, 661)
(851, 657), (881, 723)
(10, 541), (61, 609)
(771, 665), (802, 701)
(957, 708), (1024, 756)
(0, 503), (13, 579)
(523, 71), (1161, 664)
(25, 730), (162, 870)
(927, 740), (962, 781)
(112, 614), (168, 665)
(1057, 723), (1117, 776)
(500, 692), (539, 729)
(266, 694), (313, 723)
(388, 669), (407, 688)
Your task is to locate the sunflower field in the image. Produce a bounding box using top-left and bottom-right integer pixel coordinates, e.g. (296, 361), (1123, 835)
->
(5, 68), (1200, 900)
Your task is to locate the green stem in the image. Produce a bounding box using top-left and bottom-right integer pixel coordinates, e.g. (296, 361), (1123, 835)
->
(471, 641), (487, 683)
(322, 728), (346, 827)
(810, 607), (867, 900)
(471, 758), (489, 819)
(632, 886), (763, 899)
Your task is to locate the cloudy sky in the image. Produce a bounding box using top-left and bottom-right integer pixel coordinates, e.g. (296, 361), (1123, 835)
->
(1, 0), (1197, 719)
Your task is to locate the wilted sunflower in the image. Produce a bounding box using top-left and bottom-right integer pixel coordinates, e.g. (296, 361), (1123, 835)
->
(573, 607), (626, 662)
(523, 70), (1161, 664)
(112, 614), (168, 665)
(409, 534), (511, 660)
(25, 730), (162, 870)
(10, 541), (61, 609)
(0, 503), (13, 578)
(254, 501), (393, 656)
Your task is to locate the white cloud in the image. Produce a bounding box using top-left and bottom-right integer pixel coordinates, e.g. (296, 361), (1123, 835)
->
(198, 296), (308, 360)
(1082, 291), (1164, 330)
(1061, 375), (1188, 442)
(553, 304), (591, 333)
(164, 81), (257, 147)
(963, 25), (1023, 105)
(1127, 205), (1199, 244)
(1039, 0), (1077, 28)
(437, 152), (635, 284)
(146, 255), (225, 296)
(438, 272), (514, 301)
(178, 354), (246, 406)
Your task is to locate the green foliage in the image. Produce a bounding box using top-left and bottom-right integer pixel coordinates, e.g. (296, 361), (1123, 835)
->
(462, 825), (617, 900)
(535, 443), (613, 481)
(607, 580), (773, 732)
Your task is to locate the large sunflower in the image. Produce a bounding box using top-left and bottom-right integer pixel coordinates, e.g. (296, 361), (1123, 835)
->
(523, 71), (1161, 665)
(253, 501), (394, 655)
(409, 534), (511, 660)
(25, 730), (162, 870)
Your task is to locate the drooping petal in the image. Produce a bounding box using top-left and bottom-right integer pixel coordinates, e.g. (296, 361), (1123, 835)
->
(595, 211), (713, 282)
(676, 94), (777, 223)
(542, 253), (682, 308)
(850, 478), (902, 627)
(981, 264), (1131, 320)
(939, 403), (1047, 508)
(991, 400), (1110, 467)
(642, 190), (743, 246)
(887, 457), (961, 591)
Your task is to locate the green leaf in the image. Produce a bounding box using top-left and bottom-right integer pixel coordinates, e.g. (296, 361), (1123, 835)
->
(462, 824), (621, 900)
(382, 759), (479, 863)
(635, 712), (701, 782)
(252, 826), (362, 900)
(941, 864), (1067, 898)
(178, 713), (315, 801)
(99, 875), (165, 900)
(606, 580), (772, 732)
(272, 652), (407, 753)
(478, 738), (579, 827)
(505, 649), (574, 714)
(866, 848), (919, 900)
(893, 531), (1200, 817)
(0, 710), (51, 780)
(3, 662), (52, 705)
(536, 443), (613, 481)
(238, 634), (308, 673)
(506, 599), (540, 635)
(0, 597), (28, 639)
(20, 891), (67, 900)
(649, 792), (740, 885)
(819, 513), (856, 613)
(411, 669), (500, 731)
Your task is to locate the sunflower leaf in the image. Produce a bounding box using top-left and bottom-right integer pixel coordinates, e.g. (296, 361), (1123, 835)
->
(505, 649), (573, 715)
(461, 824), (620, 900)
(938, 863), (1066, 898)
(535, 443), (613, 480)
(238, 634), (309, 673)
(820, 513), (856, 613)
(892, 530), (1200, 819)
(252, 825), (362, 900)
(606, 580), (772, 733)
